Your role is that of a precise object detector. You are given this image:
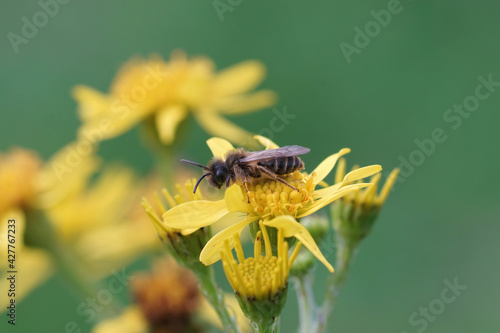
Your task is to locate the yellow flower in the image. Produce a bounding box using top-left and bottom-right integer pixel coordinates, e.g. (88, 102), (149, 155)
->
(0, 148), (42, 217)
(221, 219), (301, 300)
(73, 51), (277, 146)
(31, 142), (159, 275)
(332, 158), (399, 244)
(0, 141), (160, 296)
(163, 136), (382, 270)
(334, 157), (399, 209)
(0, 143), (100, 306)
(55, 169), (160, 274)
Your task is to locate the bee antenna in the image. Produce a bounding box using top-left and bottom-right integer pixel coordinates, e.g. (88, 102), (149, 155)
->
(181, 159), (209, 171)
(193, 173), (210, 193)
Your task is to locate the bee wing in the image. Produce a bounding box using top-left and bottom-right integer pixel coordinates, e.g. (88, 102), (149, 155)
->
(239, 145), (310, 163)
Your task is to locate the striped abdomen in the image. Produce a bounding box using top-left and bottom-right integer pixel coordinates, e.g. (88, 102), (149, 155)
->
(258, 156), (304, 175)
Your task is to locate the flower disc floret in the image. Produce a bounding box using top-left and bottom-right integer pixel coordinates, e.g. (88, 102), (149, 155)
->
(246, 171), (315, 219)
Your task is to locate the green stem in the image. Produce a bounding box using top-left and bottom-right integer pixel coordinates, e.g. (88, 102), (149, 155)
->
(255, 316), (280, 333)
(195, 266), (240, 333)
(293, 274), (316, 333)
(316, 234), (359, 333)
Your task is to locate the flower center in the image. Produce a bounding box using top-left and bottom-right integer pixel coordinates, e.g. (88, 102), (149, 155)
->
(237, 256), (280, 300)
(246, 171), (315, 219)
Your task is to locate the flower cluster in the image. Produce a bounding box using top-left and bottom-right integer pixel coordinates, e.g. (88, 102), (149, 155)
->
(4, 50), (398, 333)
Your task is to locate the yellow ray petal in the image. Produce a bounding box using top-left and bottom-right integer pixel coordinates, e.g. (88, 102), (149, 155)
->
(91, 306), (148, 333)
(72, 85), (110, 121)
(213, 60), (266, 96)
(162, 199), (229, 230)
(195, 112), (257, 148)
(77, 110), (145, 142)
(216, 90), (277, 115)
(263, 216), (334, 273)
(343, 165), (382, 183)
(299, 183), (373, 218)
(310, 148), (351, 186)
(254, 135), (279, 149)
(200, 215), (257, 265)
(313, 165), (382, 199)
(376, 168), (400, 205)
(155, 104), (187, 145)
(224, 184), (251, 213)
(206, 137), (235, 159)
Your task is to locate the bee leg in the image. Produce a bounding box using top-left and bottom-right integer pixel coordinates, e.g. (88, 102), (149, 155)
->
(256, 165), (300, 192)
(234, 165), (252, 203)
(242, 181), (251, 203)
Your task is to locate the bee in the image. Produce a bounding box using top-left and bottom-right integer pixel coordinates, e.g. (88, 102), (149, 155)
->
(181, 145), (310, 202)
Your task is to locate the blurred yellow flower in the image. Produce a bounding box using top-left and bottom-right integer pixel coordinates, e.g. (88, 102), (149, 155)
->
(73, 51), (277, 147)
(0, 140), (160, 308)
(0, 148), (42, 217)
(162, 137), (381, 268)
(52, 167), (160, 275)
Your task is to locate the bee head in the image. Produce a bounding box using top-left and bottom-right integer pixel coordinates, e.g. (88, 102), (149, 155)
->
(180, 158), (228, 193)
(206, 160), (228, 189)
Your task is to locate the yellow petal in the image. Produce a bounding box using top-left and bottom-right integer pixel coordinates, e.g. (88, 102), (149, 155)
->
(72, 85), (110, 121)
(343, 165), (382, 183)
(299, 183), (373, 218)
(195, 112), (258, 148)
(155, 104), (187, 145)
(254, 135), (279, 149)
(313, 165), (382, 199)
(224, 184), (251, 213)
(73, 86), (149, 141)
(162, 199), (229, 230)
(77, 109), (145, 142)
(216, 90), (277, 115)
(196, 112), (257, 148)
(213, 60), (266, 96)
(91, 306), (148, 333)
(200, 215), (256, 265)
(263, 216), (334, 273)
(376, 168), (400, 205)
(207, 137), (235, 159)
(311, 148), (351, 186)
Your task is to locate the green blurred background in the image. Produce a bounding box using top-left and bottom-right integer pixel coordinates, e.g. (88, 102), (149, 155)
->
(1, 0), (499, 332)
